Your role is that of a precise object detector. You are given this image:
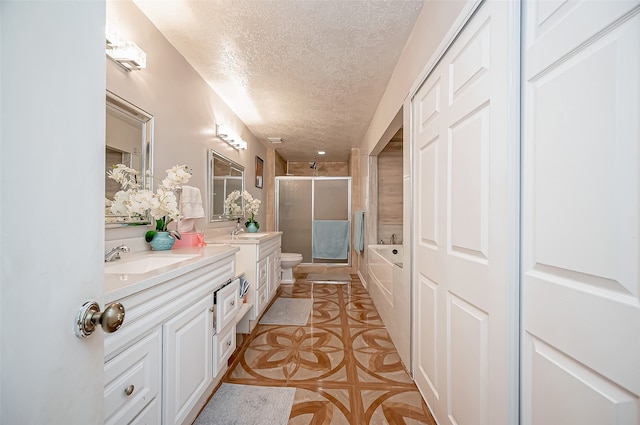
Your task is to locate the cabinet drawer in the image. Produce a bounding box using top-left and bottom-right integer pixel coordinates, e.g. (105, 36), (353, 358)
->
(257, 236), (281, 261)
(257, 258), (268, 288)
(130, 397), (160, 425)
(215, 279), (239, 333)
(213, 323), (236, 376)
(104, 330), (161, 425)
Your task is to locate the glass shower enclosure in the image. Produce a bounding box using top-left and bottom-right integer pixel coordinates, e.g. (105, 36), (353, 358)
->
(276, 177), (351, 265)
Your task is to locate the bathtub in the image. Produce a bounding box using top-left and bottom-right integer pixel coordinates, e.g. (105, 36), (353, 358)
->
(367, 245), (403, 304)
(367, 244), (409, 367)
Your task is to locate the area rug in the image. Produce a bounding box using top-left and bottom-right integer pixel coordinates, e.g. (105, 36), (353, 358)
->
(259, 298), (313, 325)
(194, 383), (295, 425)
(305, 273), (352, 284)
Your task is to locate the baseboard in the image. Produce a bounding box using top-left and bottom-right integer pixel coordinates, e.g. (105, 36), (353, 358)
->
(183, 376), (220, 425)
(357, 270), (368, 289)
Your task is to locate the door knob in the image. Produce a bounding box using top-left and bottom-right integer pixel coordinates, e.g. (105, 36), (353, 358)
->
(75, 300), (125, 338)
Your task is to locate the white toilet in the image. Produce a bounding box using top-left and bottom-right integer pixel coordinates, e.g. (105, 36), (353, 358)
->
(280, 252), (303, 284)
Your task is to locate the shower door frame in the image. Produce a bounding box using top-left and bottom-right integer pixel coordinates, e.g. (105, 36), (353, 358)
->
(275, 176), (352, 266)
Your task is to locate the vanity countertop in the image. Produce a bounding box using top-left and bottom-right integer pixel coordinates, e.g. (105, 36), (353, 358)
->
(205, 231), (282, 245)
(104, 245), (239, 302)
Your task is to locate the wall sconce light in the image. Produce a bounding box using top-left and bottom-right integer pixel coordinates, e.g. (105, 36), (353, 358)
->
(216, 123), (247, 150)
(106, 21), (146, 71)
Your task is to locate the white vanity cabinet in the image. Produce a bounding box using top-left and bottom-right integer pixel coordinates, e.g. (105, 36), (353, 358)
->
(223, 233), (281, 333)
(103, 247), (237, 425)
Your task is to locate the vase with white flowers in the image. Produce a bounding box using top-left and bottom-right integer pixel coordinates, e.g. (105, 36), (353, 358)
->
(107, 164), (192, 249)
(224, 190), (261, 232)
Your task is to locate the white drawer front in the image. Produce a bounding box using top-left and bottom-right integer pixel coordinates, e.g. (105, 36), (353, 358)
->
(216, 279), (239, 333)
(257, 236), (281, 260)
(104, 330), (161, 425)
(129, 397), (160, 425)
(213, 323), (236, 376)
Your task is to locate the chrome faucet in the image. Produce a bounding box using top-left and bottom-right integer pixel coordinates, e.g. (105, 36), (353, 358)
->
(231, 218), (244, 237)
(105, 245), (130, 262)
(391, 233), (397, 245)
(231, 227), (245, 236)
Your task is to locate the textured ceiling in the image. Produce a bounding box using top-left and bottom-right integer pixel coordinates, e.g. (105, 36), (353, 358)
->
(133, 0), (424, 161)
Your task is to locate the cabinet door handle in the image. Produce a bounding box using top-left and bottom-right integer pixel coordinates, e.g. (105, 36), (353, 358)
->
(209, 306), (215, 313)
(124, 385), (135, 396)
(230, 300), (235, 306)
(227, 340), (232, 346)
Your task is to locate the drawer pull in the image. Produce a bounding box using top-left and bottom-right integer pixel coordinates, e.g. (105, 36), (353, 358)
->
(124, 385), (135, 396)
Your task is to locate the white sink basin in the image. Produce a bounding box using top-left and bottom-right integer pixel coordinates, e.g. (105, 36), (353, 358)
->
(104, 254), (199, 275)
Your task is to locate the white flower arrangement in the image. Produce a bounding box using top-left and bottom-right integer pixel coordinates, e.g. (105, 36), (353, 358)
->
(107, 164), (192, 238)
(224, 190), (261, 227)
(107, 164), (141, 191)
(224, 190), (244, 217)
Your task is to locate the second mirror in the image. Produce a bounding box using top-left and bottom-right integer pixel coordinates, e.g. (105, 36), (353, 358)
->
(209, 150), (244, 222)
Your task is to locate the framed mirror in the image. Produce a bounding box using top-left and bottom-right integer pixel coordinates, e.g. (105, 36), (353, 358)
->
(209, 150), (245, 222)
(105, 90), (153, 225)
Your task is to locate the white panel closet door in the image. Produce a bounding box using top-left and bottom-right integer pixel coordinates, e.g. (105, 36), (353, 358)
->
(412, 2), (514, 424)
(521, 1), (640, 424)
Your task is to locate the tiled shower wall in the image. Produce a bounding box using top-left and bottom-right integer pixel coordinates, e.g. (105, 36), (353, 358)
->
(377, 132), (403, 244)
(286, 161), (349, 176)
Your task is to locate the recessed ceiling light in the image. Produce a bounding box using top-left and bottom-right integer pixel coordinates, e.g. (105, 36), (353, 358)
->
(317, 150), (326, 155)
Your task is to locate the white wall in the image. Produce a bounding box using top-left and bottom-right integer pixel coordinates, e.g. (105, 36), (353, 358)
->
(356, 0), (470, 282)
(361, 0), (469, 155)
(106, 0), (268, 241)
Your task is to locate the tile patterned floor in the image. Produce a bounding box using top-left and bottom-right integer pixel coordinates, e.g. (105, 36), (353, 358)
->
(219, 275), (436, 425)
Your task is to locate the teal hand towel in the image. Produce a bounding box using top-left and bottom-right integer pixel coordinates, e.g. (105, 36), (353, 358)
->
(312, 220), (350, 260)
(354, 211), (365, 253)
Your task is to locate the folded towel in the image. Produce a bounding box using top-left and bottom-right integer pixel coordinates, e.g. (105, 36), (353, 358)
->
(176, 218), (197, 233)
(354, 211), (365, 254)
(312, 220), (350, 260)
(180, 185), (205, 219)
(168, 186), (204, 233)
